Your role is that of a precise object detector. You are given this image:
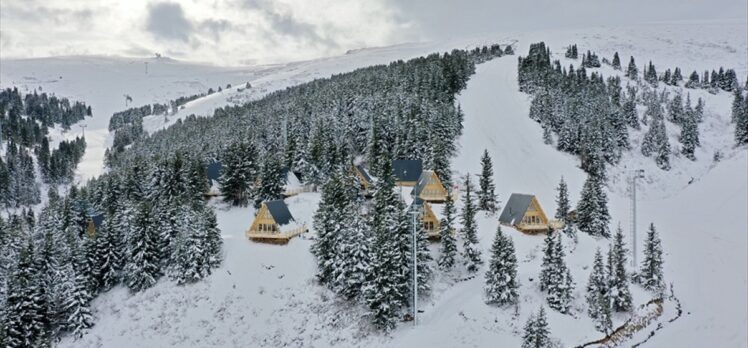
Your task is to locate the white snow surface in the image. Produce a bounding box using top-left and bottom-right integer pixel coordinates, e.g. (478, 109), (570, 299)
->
(0, 19), (745, 347)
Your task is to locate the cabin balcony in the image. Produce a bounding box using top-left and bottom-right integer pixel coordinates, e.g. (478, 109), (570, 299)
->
(516, 223), (550, 233)
(246, 225), (307, 244)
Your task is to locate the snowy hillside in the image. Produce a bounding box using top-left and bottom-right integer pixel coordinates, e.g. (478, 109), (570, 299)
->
(1, 19), (745, 348)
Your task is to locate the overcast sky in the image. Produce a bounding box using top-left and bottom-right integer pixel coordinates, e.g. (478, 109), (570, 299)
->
(1, 0), (745, 66)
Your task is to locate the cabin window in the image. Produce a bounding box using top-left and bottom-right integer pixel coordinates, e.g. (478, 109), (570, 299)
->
(424, 221), (434, 231)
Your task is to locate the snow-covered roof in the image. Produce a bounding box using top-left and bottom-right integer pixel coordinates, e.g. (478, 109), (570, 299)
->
(355, 164), (373, 183)
(411, 170), (439, 197)
(498, 193), (534, 225)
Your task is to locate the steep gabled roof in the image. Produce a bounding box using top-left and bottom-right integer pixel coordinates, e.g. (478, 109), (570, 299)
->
(90, 213), (105, 229)
(265, 199), (295, 226)
(392, 159), (422, 182)
(498, 193), (534, 225)
(411, 170), (440, 197)
(206, 161), (222, 182)
(355, 164), (373, 183)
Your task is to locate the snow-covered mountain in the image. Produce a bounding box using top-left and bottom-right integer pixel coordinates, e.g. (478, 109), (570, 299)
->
(1, 19), (746, 348)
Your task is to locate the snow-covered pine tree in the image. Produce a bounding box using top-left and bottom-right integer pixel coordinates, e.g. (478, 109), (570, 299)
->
(643, 117), (671, 170)
(639, 223), (665, 295)
(546, 234), (574, 313)
(522, 306), (552, 348)
(362, 160), (406, 331)
(97, 215), (124, 291)
(626, 56), (638, 79)
(124, 203), (160, 292)
(168, 209), (198, 285)
(539, 232), (555, 292)
(220, 141), (258, 206)
(311, 173), (346, 285)
(65, 252), (94, 338)
(554, 177), (570, 222)
(254, 153), (285, 208)
(200, 205), (223, 270)
(461, 174), (482, 273)
(575, 174), (610, 238)
(477, 150), (498, 213)
(438, 191), (458, 271)
(679, 102), (700, 160)
(484, 225), (519, 306)
(609, 226), (632, 312)
(586, 249), (612, 333)
(331, 206), (371, 300)
(612, 52), (621, 69)
(4, 238), (47, 347)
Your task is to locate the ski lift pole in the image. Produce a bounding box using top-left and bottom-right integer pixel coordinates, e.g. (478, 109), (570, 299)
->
(630, 169), (644, 267)
(411, 209), (418, 326)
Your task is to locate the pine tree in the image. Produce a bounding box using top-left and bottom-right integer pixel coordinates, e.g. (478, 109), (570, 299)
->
(477, 150), (498, 213)
(679, 104), (700, 160)
(522, 307), (552, 348)
(4, 238), (47, 347)
(311, 173), (346, 285)
(438, 191), (458, 271)
(546, 234), (574, 313)
(220, 141), (257, 206)
(254, 154), (285, 208)
(97, 215), (124, 291)
(554, 177), (570, 222)
(626, 56), (638, 79)
(484, 226), (519, 306)
(639, 223), (665, 295)
(362, 160), (406, 330)
(124, 204), (160, 292)
(612, 52), (621, 70)
(586, 249), (612, 333)
(685, 71), (700, 88)
(609, 226), (632, 312)
(575, 174), (610, 238)
(461, 174), (482, 273)
(642, 117), (671, 170)
(169, 209), (207, 284)
(201, 206), (223, 270)
(65, 253), (94, 338)
(738, 94), (748, 146)
(332, 208), (371, 300)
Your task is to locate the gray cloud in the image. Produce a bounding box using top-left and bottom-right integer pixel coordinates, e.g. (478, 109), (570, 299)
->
(2, 4), (93, 27)
(145, 2), (194, 43)
(199, 19), (233, 42)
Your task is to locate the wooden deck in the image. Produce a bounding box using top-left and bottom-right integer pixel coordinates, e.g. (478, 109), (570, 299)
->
(245, 225), (307, 244)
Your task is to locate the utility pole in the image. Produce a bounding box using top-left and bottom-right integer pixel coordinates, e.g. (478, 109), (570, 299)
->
(79, 124), (87, 138)
(411, 209), (419, 326)
(630, 169), (645, 267)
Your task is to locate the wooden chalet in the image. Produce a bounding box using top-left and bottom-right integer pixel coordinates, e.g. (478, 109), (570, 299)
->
(205, 161), (222, 197)
(411, 197), (443, 240)
(353, 164), (375, 192)
(86, 213), (104, 238)
(411, 170), (448, 202)
(283, 170), (312, 197)
(246, 199), (307, 244)
(392, 159), (423, 186)
(498, 193), (558, 234)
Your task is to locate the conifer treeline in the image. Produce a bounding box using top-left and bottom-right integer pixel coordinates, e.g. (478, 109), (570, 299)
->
(107, 46), (507, 190)
(0, 151), (223, 345)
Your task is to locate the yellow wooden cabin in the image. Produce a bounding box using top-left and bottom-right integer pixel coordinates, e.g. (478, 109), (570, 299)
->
(246, 199), (307, 244)
(411, 198), (444, 240)
(498, 193), (558, 234)
(411, 170), (448, 203)
(85, 214), (104, 238)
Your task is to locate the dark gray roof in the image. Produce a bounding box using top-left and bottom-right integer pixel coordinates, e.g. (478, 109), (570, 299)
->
(355, 164), (373, 183)
(498, 193), (534, 225)
(206, 161), (222, 181)
(90, 214), (105, 229)
(265, 199), (295, 226)
(392, 159), (422, 182)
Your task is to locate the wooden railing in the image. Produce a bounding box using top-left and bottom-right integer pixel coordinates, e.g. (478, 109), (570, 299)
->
(283, 185), (315, 197)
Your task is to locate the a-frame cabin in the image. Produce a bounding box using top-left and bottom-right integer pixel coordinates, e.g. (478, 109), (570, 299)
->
(246, 199), (307, 244)
(411, 197), (442, 240)
(352, 164), (374, 192)
(392, 159), (423, 187)
(498, 193), (551, 234)
(86, 213), (104, 238)
(411, 170), (448, 203)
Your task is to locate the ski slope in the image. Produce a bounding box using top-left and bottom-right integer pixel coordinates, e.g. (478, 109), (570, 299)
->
(1, 19), (744, 347)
